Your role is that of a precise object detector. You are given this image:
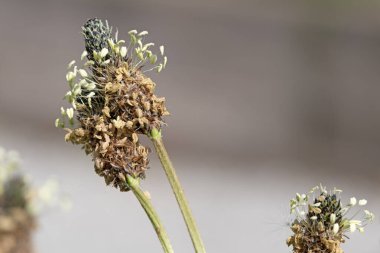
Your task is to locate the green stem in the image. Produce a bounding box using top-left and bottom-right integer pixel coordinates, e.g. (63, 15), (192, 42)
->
(126, 175), (174, 253)
(150, 129), (206, 253)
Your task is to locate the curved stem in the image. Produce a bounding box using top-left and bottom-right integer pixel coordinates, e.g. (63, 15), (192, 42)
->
(126, 175), (174, 253)
(150, 130), (206, 253)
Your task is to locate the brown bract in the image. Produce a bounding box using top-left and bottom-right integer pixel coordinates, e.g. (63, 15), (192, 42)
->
(65, 60), (169, 191)
(65, 114), (149, 191)
(287, 223), (344, 253)
(93, 61), (169, 134)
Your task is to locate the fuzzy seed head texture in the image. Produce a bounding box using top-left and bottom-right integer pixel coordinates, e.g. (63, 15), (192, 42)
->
(58, 18), (169, 191)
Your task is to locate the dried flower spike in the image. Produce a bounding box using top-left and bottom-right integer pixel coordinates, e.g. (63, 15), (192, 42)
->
(56, 18), (173, 253)
(57, 18), (170, 191)
(287, 185), (375, 253)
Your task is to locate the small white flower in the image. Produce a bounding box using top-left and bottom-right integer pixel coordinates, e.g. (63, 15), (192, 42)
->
(137, 52), (144, 61)
(359, 199), (367, 206)
(333, 223), (339, 234)
(78, 69), (88, 78)
(100, 48), (109, 58)
(160, 45), (165, 55)
(81, 50), (88, 60)
(150, 54), (157, 64)
(72, 84), (82, 96)
(60, 107), (66, 115)
(55, 118), (60, 128)
(157, 64), (163, 73)
(102, 59), (110, 65)
(138, 31), (148, 36)
(120, 46), (127, 57)
(312, 202), (321, 207)
(67, 60), (76, 69)
(299, 211), (306, 216)
(78, 79), (88, 86)
(66, 71), (76, 82)
(108, 39), (115, 49)
(113, 46), (120, 54)
(330, 213), (336, 224)
(163, 56), (168, 68)
(85, 60), (94, 66)
(349, 197), (357, 206)
(310, 216), (318, 221)
(142, 43), (154, 50)
(128, 30), (137, 34)
(66, 108), (74, 119)
(350, 223), (356, 232)
(85, 82), (96, 91)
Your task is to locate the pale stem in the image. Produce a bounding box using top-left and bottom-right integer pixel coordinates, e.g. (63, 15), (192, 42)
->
(150, 130), (206, 253)
(127, 175), (174, 253)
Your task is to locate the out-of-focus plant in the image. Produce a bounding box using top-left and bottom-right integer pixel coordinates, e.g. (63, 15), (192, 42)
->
(0, 147), (70, 253)
(287, 185), (375, 253)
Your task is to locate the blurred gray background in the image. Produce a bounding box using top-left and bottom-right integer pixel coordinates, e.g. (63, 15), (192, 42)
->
(0, 0), (380, 252)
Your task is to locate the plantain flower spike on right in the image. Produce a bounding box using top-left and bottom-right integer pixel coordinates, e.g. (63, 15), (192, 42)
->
(287, 185), (375, 253)
(56, 18), (169, 191)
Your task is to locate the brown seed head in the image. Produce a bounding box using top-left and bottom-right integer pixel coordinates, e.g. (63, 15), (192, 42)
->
(58, 19), (169, 191)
